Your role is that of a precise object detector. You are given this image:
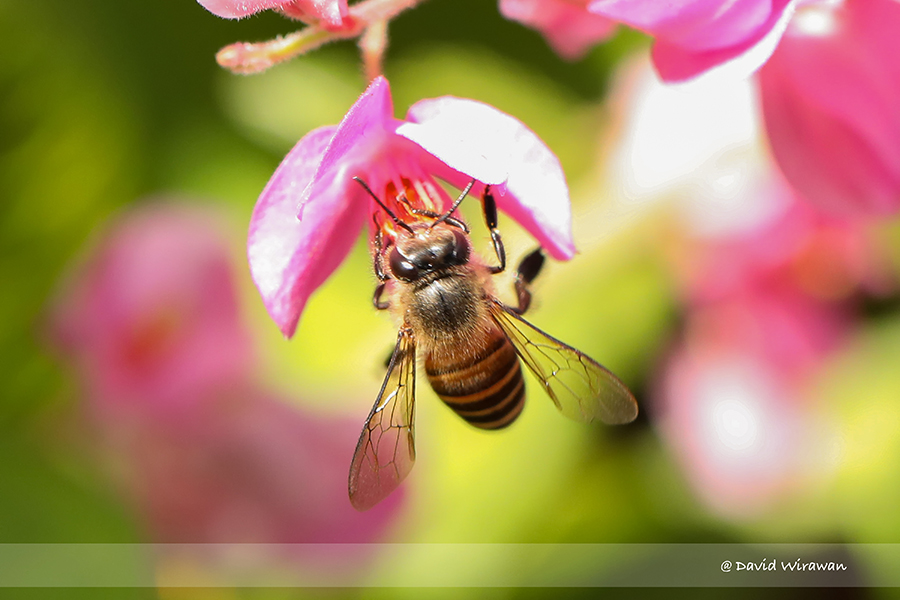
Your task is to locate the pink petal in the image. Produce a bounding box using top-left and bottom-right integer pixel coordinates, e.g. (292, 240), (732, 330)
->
(299, 76), (397, 215)
(197, 0), (291, 19)
(590, 0), (772, 51)
(759, 0), (900, 214)
(398, 97), (575, 260)
(499, 0), (616, 60)
(277, 0), (350, 29)
(590, 0), (796, 82)
(198, 0), (347, 26)
(248, 125), (367, 338)
(652, 0), (796, 82)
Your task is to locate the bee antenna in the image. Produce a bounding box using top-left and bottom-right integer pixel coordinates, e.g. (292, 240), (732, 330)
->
(429, 179), (476, 230)
(353, 177), (414, 234)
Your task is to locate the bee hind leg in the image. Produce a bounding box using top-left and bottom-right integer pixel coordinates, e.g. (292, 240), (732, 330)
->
(511, 248), (545, 315)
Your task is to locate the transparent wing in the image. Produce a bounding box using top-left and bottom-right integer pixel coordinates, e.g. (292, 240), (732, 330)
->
(348, 326), (417, 511)
(489, 300), (638, 425)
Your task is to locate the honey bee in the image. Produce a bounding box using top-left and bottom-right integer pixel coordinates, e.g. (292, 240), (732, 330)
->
(348, 178), (638, 511)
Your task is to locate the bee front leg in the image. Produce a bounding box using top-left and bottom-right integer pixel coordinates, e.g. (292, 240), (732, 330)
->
(410, 208), (469, 232)
(372, 223), (391, 311)
(512, 248), (545, 315)
(373, 282), (390, 310)
(482, 186), (507, 275)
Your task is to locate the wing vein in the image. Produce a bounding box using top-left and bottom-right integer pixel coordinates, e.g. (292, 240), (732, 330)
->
(488, 300), (638, 425)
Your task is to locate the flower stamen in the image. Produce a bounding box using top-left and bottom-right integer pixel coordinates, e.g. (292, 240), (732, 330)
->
(352, 176), (414, 235)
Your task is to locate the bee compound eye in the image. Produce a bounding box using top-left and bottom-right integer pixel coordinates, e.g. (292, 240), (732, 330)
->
(389, 247), (420, 281)
(449, 228), (470, 265)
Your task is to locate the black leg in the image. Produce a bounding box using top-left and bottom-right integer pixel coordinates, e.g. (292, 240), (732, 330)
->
(409, 207), (438, 218)
(373, 281), (390, 310)
(409, 208), (469, 232)
(482, 185), (506, 274)
(372, 222), (388, 282)
(354, 177), (413, 234)
(430, 179), (475, 230)
(512, 248), (545, 315)
(372, 221), (391, 310)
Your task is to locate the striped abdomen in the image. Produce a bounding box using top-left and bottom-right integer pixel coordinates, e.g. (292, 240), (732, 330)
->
(424, 327), (525, 430)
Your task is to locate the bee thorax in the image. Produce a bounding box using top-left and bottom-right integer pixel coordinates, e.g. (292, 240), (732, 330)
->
(404, 273), (487, 344)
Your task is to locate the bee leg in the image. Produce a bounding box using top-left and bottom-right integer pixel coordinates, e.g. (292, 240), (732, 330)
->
(512, 248), (545, 315)
(410, 208), (439, 218)
(372, 222), (389, 282)
(441, 215), (469, 232)
(482, 185), (507, 275)
(373, 282), (390, 310)
(372, 222), (391, 310)
(411, 180), (474, 232)
(410, 208), (469, 232)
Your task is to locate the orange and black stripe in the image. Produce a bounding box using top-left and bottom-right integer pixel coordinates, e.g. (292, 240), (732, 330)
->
(425, 329), (525, 430)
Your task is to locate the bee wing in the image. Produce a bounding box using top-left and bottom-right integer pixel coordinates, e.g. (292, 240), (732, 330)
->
(489, 300), (638, 425)
(348, 326), (417, 511)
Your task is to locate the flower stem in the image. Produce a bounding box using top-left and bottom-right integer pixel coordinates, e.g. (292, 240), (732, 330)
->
(216, 0), (429, 75)
(217, 26), (356, 74)
(359, 20), (389, 82)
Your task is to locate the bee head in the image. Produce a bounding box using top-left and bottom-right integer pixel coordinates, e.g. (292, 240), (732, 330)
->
(389, 224), (470, 282)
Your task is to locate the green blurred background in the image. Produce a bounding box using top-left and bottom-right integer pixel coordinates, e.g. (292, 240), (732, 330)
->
(2, 0), (900, 597)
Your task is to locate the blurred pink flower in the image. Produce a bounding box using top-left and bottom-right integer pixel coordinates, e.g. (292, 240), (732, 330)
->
(588, 0), (797, 81)
(657, 340), (818, 516)
(674, 188), (882, 293)
(759, 0), (900, 215)
(498, 0), (616, 60)
(669, 186), (886, 377)
(52, 204), (252, 417)
(197, 0), (350, 29)
(119, 388), (399, 543)
(656, 186), (887, 515)
(249, 75), (574, 337)
(51, 203), (401, 544)
(542, 0), (900, 215)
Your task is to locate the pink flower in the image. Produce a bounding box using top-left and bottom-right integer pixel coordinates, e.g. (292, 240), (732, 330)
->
(499, 0), (616, 60)
(248, 75), (574, 337)
(50, 203), (402, 544)
(668, 186), (886, 376)
(656, 339), (823, 517)
(588, 0), (797, 82)
(675, 191), (883, 299)
(197, 0), (350, 29)
(51, 204), (253, 417)
(120, 388), (400, 544)
(759, 0), (900, 215)
(577, 0), (900, 215)
(652, 265), (836, 517)
(655, 183), (888, 515)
